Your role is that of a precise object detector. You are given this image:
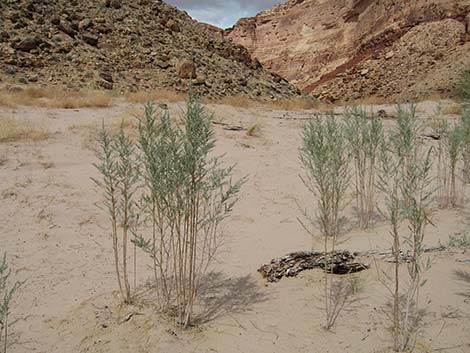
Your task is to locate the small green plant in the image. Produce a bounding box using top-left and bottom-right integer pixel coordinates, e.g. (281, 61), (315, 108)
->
(460, 108), (470, 183)
(456, 69), (470, 104)
(246, 123), (262, 137)
(344, 106), (384, 229)
(299, 112), (350, 330)
(0, 254), (21, 353)
(448, 232), (470, 249)
(349, 275), (366, 295)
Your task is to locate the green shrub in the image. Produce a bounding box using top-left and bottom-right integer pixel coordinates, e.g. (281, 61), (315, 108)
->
(0, 254), (21, 353)
(344, 106), (384, 229)
(94, 91), (244, 327)
(379, 105), (434, 352)
(299, 112), (350, 330)
(456, 69), (470, 104)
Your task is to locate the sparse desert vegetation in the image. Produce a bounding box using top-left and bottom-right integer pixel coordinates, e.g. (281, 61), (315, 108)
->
(0, 116), (49, 143)
(1, 95), (470, 353)
(0, 88), (111, 109)
(1, 0), (470, 352)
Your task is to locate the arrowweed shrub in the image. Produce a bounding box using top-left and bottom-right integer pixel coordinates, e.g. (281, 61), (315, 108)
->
(432, 107), (465, 207)
(0, 254), (21, 353)
(443, 123), (463, 207)
(379, 105), (434, 352)
(108, 92), (244, 328)
(431, 111), (450, 208)
(344, 106), (384, 229)
(299, 112), (350, 330)
(93, 122), (140, 304)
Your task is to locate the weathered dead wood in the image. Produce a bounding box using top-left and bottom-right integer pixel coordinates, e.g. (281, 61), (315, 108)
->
(359, 245), (446, 263)
(258, 250), (370, 283)
(420, 133), (441, 141)
(211, 120), (245, 131)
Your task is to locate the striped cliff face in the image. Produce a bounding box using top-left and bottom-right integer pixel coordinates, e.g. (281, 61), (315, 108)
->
(225, 0), (470, 102)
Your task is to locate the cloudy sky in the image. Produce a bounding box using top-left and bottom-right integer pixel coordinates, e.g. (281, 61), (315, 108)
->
(166, 0), (281, 29)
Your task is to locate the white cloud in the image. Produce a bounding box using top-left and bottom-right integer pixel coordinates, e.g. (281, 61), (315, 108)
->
(166, 0), (280, 28)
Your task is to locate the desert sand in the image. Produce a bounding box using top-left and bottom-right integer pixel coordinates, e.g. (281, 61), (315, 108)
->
(1, 98), (469, 353)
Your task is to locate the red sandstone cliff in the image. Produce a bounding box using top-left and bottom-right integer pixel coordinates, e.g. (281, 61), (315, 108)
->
(226, 0), (470, 101)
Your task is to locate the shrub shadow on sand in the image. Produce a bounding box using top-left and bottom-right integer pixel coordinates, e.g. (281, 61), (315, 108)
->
(454, 270), (470, 301)
(194, 272), (269, 324)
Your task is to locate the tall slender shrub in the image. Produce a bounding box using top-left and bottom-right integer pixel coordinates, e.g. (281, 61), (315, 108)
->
(299, 113), (350, 329)
(133, 95), (243, 327)
(444, 124), (463, 207)
(344, 106), (384, 228)
(379, 105), (434, 352)
(93, 123), (139, 304)
(432, 109), (464, 208)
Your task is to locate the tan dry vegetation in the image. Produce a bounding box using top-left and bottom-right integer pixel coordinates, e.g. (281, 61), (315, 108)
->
(0, 116), (49, 143)
(205, 95), (324, 111)
(125, 89), (185, 104)
(69, 108), (141, 151)
(2, 99), (470, 353)
(441, 102), (462, 115)
(0, 87), (112, 109)
(268, 97), (320, 111)
(246, 122), (263, 137)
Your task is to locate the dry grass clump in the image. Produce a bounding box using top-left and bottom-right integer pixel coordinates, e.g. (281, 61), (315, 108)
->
(440, 102), (461, 115)
(0, 87), (111, 109)
(46, 91), (111, 109)
(0, 116), (49, 143)
(268, 97), (320, 111)
(206, 95), (323, 111)
(246, 123), (262, 137)
(69, 109), (141, 151)
(205, 95), (255, 108)
(125, 89), (185, 104)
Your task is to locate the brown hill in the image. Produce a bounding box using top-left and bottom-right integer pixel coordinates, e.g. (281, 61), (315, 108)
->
(225, 0), (470, 102)
(0, 0), (300, 100)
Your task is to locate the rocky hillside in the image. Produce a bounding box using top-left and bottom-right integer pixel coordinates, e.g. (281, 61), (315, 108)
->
(225, 0), (470, 102)
(0, 0), (300, 100)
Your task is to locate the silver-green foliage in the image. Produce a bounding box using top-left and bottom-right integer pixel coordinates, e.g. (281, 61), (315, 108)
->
(93, 121), (139, 304)
(300, 112), (350, 330)
(448, 232), (470, 248)
(379, 105), (434, 352)
(344, 106), (384, 229)
(0, 255), (21, 353)
(433, 107), (465, 208)
(300, 113), (350, 240)
(133, 94), (243, 327)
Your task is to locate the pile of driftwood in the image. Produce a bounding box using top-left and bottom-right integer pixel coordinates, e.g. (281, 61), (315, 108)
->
(258, 246), (450, 283)
(359, 245), (446, 263)
(258, 251), (370, 283)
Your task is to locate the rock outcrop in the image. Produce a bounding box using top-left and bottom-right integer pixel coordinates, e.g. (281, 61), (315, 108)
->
(226, 0), (470, 101)
(0, 0), (300, 100)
